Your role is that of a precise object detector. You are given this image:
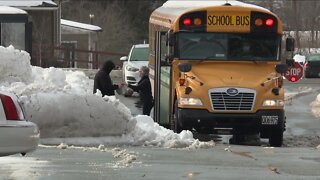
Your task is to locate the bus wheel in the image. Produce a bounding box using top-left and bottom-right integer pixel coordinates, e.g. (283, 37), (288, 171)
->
(229, 133), (245, 144)
(174, 101), (183, 133)
(269, 128), (283, 147)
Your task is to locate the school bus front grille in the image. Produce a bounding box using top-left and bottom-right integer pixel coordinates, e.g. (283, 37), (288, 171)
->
(209, 88), (256, 111)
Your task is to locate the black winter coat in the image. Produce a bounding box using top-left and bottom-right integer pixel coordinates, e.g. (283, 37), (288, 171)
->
(93, 62), (118, 96)
(128, 75), (153, 103)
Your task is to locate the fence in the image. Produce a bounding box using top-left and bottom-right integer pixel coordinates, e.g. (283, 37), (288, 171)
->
(31, 45), (127, 69)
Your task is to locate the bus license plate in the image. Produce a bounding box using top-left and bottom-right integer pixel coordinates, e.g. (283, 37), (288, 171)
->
(261, 116), (278, 125)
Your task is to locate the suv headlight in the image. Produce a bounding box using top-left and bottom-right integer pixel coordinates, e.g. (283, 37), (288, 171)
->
(126, 65), (139, 72)
(262, 99), (284, 106)
(179, 98), (203, 106)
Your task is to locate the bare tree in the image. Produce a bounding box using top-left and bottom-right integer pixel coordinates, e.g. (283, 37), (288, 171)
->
(61, 0), (140, 54)
(59, 0), (319, 55)
(290, 0), (301, 51)
(308, 1), (320, 49)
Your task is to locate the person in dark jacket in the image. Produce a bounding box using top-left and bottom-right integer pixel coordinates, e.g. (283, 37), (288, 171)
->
(93, 60), (119, 96)
(128, 66), (153, 116)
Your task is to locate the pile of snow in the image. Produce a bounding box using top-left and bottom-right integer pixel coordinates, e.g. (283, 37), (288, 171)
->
(40, 144), (138, 168)
(293, 54), (305, 64)
(0, 46), (214, 149)
(311, 94), (320, 119)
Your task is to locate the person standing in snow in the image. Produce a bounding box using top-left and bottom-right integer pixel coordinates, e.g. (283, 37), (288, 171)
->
(93, 60), (120, 96)
(126, 66), (154, 116)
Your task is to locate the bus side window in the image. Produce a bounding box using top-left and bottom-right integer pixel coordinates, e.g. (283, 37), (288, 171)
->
(160, 32), (171, 65)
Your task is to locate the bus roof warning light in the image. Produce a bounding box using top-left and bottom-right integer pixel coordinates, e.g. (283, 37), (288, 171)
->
(255, 18), (263, 26)
(194, 18), (202, 26)
(183, 18), (191, 26)
(266, 18), (274, 26)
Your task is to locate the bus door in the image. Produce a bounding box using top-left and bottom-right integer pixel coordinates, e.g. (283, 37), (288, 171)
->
(154, 31), (173, 127)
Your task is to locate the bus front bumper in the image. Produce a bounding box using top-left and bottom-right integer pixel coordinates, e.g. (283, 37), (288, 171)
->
(177, 108), (284, 130)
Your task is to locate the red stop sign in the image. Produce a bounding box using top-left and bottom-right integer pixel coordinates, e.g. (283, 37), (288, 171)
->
(284, 62), (304, 82)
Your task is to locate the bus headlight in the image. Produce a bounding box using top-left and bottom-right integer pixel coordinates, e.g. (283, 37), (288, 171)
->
(262, 99), (284, 106)
(126, 65), (139, 72)
(179, 98), (203, 106)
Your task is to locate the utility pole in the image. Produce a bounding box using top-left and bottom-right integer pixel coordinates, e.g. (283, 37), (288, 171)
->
(89, 14), (95, 25)
(57, 0), (63, 46)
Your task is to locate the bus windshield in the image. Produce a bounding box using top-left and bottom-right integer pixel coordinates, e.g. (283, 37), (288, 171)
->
(177, 33), (281, 61)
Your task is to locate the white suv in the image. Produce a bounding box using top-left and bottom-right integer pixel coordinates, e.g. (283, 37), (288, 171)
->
(120, 44), (149, 85)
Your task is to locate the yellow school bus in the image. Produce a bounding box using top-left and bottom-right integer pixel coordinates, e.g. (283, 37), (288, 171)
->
(148, 0), (294, 147)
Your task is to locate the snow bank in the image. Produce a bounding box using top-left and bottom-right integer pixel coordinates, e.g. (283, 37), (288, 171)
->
(0, 46), (214, 149)
(293, 54), (306, 64)
(310, 94), (320, 118)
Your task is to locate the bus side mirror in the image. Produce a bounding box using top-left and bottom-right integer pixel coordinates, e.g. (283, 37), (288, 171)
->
(275, 64), (288, 74)
(120, 56), (128, 61)
(178, 63), (192, 72)
(166, 31), (175, 46)
(286, 37), (295, 52)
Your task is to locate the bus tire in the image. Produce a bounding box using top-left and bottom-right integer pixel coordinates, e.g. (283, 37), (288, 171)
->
(174, 101), (183, 133)
(229, 131), (245, 144)
(269, 128), (283, 147)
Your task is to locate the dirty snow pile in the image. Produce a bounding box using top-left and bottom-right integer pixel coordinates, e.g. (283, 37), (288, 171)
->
(311, 94), (320, 119)
(0, 46), (214, 149)
(293, 54), (305, 64)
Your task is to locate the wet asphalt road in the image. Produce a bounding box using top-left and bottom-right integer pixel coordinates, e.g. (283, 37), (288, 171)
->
(1, 144), (320, 180)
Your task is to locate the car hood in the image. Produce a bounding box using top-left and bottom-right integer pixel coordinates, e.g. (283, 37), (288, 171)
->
(127, 61), (148, 69)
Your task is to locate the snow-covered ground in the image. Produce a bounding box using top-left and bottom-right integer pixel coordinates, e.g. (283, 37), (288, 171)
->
(0, 46), (319, 149)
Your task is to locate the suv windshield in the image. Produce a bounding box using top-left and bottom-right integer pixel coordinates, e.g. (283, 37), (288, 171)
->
(130, 47), (149, 61)
(177, 32), (281, 61)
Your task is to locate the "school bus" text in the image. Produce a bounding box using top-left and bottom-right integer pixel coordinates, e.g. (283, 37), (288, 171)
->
(207, 15), (250, 26)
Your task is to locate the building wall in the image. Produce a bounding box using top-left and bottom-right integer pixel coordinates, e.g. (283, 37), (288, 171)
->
(62, 34), (88, 50)
(27, 10), (56, 67)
